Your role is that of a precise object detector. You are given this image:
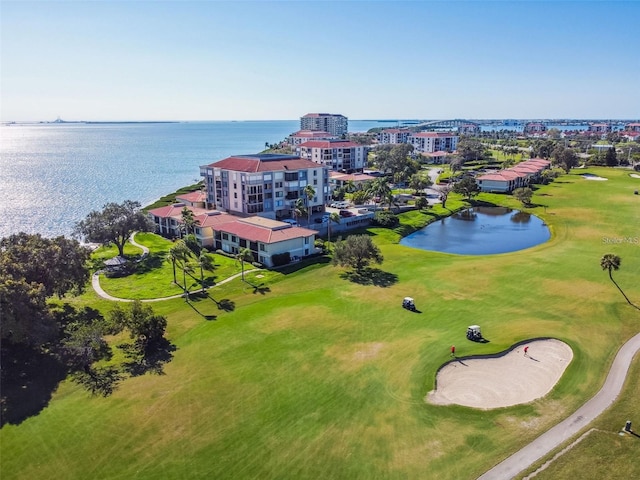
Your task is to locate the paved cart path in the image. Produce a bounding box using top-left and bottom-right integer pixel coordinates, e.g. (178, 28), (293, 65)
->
(92, 233), (258, 302)
(477, 331), (640, 480)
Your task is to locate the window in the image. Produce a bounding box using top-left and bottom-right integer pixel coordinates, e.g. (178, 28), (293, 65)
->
(259, 243), (266, 251)
(222, 233), (229, 240)
(231, 236), (238, 243)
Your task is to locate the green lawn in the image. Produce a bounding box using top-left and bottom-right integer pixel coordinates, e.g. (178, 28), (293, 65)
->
(1, 167), (639, 479)
(96, 233), (244, 299)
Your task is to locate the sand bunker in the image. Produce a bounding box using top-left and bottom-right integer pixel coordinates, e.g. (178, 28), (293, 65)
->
(426, 339), (573, 409)
(582, 174), (608, 181)
(630, 173), (640, 179)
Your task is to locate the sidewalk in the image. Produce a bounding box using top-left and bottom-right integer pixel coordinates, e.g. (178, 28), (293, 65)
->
(91, 233), (258, 303)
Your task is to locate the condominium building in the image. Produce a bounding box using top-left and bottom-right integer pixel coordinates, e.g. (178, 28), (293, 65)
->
(408, 132), (459, 154)
(378, 129), (412, 144)
(287, 130), (337, 146)
(588, 123), (611, 134)
(300, 113), (348, 137)
(200, 154), (330, 220)
(524, 123), (547, 135)
(296, 140), (368, 173)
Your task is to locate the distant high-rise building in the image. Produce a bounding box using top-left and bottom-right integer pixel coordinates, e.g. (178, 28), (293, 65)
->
(300, 113), (348, 137)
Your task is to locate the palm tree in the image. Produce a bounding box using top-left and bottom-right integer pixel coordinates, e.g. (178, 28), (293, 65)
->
(166, 248), (179, 285)
(169, 240), (192, 294)
(327, 212), (341, 246)
(344, 180), (356, 194)
(292, 198), (306, 225)
(600, 254), (635, 307)
(198, 252), (215, 293)
(304, 185), (316, 226)
(367, 178), (392, 211)
(237, 247), (253, 281)
(180, 207), (199, 236)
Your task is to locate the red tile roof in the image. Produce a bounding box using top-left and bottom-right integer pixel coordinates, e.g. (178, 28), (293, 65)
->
(207, 155), (319, 173)
(478, 173), (512, 182)
(176, 191), (206, 203)
(329, 172), (376, 182)
(302, 113), (343, 118)
(194, 211), (237, 228)
(217, 221), (316, 244)
(148, 204), (207, 219)
(290, 130), (334, 138)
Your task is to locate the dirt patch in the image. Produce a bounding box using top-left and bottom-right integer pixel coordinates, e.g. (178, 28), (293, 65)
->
(426, 339), (573, 409)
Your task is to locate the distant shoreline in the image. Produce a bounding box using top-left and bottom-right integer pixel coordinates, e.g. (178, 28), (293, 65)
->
(2, 121), (181, 126)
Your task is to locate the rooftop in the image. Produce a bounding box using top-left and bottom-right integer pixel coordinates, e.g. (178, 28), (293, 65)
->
(204, 155), (320, 173)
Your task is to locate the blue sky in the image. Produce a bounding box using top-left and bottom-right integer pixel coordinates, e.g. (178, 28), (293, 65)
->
(2, 1), (639, 121)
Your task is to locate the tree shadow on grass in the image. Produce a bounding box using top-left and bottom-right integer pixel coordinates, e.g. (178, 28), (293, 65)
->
(71, 366), (123, 397)
(1, 344), (67, 427)
(243, 280), (271, 295)
(134, 252), (164, 273)
(184, 296), (218, 321)
(276, 255), (331, 274)
(340, 267), (398, 287)
(468, 199), (498, 208)
(118, 338), (177, 377)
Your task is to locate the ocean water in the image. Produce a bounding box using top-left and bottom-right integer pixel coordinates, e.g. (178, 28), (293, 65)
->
(0, 120), (389, 238)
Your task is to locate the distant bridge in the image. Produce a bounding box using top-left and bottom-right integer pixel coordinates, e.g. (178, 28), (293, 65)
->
(415, 119), (480, 129)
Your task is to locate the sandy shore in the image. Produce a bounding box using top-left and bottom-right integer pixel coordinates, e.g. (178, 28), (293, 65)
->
(426, 339), (573, 409)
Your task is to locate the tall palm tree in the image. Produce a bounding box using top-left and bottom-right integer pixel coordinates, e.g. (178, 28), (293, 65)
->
(600, 253), (635, 307)
(198, 252), (215, 293)
(166, 248), (179, 285)
(367, 178), (392, 211)
(304, 185), (316, 226)
(327, 212), (341, 246)
(292, 198), (306, 225)
(180, 207), (200, 236)
(237, 247), (253, 281)
(169, 240), (192, 293)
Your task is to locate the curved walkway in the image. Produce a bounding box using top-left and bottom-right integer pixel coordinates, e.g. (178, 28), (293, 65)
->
(91, 233), (258, 302)
(128, 232), (150, 258)
(478, 331), (640, 480)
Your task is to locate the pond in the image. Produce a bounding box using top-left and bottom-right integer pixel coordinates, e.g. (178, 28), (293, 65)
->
(400, 206), (550, 255)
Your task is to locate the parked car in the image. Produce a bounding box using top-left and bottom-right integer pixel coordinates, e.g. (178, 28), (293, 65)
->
(282, 218), (299, 226)
(339, 209), (353, 217)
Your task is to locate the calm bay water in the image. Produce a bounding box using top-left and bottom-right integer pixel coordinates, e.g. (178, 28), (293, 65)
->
(0, 120), (387, 238)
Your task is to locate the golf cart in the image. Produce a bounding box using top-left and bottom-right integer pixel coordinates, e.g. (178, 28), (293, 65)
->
(466, 325), (483, 341)
(402, 297), (416, 311)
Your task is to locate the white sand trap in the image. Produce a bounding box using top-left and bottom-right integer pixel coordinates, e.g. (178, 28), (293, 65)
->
(582, 174), (608, 181)
(426, 339), (573, 409)
(630, 173), (640, 179)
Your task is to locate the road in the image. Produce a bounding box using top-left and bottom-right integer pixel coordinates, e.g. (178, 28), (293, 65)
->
(477, 331), (640, 480)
